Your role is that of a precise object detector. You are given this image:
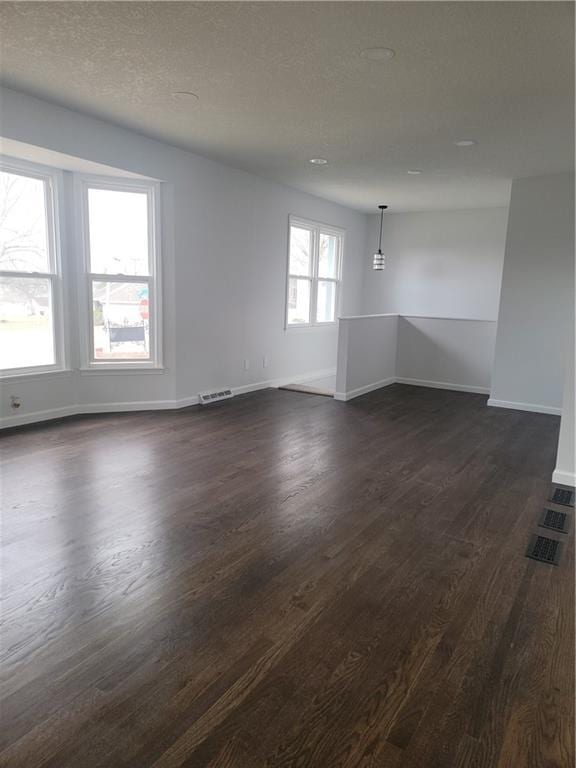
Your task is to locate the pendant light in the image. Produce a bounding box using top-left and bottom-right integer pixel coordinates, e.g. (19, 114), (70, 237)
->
(373, 204), (388, 270)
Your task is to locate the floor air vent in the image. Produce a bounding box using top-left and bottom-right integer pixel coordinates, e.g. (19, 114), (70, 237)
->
(550, 487), (575, 507)
(199, 389), (233, 405)
(526, 534), (562, 566)
(539, 508), (569, 534)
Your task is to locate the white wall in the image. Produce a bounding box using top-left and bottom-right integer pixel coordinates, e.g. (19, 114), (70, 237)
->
(362, 208), (508, 321)
(335, 314), (495, 401)
(0, 87), (368, 425)
(553, 327), (575, 486)
(335, 315), (398, 400)
(490, 172), (575, 415)
(396, 317), (496, 393)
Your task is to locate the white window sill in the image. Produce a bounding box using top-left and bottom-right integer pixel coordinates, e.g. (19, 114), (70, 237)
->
(0, 366), (166, 382)
(285, 323), (338, 332)
(0, 368), (72, 382)
(79, 366), (165, 376)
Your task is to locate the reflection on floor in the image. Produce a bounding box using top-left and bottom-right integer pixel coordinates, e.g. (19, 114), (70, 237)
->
(280, 374), (336, 397)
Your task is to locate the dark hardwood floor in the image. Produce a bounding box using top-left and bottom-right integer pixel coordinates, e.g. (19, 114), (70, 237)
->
(1, 385), (573, 768)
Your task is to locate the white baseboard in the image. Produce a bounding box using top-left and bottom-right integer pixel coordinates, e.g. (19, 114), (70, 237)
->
(335, 376), (489, 402)
(222, 366), (335, 399)
(2, 370), (562, 428)
(487, 398), (561, 416)
(173, 395), (200, 408)
(396, 377), (490, 395)
(0, 398), (184, 429)
(552, 469), (576, 487)
(0, 367), (337, 429)
(270, 367), (336, 389)
(0, 405), (78, 429)
(334, 377), (396, 402)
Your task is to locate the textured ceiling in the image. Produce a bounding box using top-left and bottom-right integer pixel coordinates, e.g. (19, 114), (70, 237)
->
(0, 2), (573, 212)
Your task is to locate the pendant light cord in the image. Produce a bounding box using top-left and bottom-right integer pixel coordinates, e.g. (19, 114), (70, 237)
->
(378, 207), (384, 252)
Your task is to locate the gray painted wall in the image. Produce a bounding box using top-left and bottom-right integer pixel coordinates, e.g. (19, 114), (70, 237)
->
(490, 172), (575, 413)
(554, 326), (575, 485)
(396, 317), (496, 393)
(362, 208), (509, 321)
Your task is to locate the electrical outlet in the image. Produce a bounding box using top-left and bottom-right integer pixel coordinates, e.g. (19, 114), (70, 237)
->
(262, 355), (269, 369)
(10, 395), (21, 410)
(243, 359), (250, 371)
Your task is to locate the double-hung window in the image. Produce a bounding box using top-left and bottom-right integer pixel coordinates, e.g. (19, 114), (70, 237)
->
(80, 178), (161, 368)
(286, 216), (343, 327)
(0, 161), (64, 375)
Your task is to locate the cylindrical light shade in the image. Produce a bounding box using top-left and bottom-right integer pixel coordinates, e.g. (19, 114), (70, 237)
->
(373, 250), (386, 270)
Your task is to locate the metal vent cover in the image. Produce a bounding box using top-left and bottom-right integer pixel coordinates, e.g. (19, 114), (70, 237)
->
(539, 508), (569, 534)
(526, 534), (563, 566)
(550, 487), (575, 507)
(199, 389), (233, 405)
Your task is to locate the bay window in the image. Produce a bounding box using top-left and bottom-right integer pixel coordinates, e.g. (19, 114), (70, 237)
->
(0, 157), (163, 380)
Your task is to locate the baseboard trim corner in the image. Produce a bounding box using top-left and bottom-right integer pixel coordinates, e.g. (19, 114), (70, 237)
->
(269, 367), (336, 390)
(337, 377), (396, 401)
(336, 375), (489, 401)
(396, 377), (490, 395)
(552, 469), (576, 487)
(487, 398), (562, 416)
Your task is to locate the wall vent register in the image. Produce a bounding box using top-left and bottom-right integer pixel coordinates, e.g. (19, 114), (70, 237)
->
(525, 534), (563, 566)
(550, 487), (575, 507)
(539, 508), (569, 534)
(199, 389), (233, 404)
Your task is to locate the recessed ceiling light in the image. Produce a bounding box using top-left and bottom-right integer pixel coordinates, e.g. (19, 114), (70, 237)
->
(172, 91), (199, 102)
(407, 169), (423, 175)
(309, 158), (328, 165)
(361, 47), (396, 61)
(455, 139), (477, 147)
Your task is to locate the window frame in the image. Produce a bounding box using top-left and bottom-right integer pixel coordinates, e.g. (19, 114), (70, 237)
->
(0, 157), (67, 378)
(77, 175), (163, 371)
(285, 215), (344, 329)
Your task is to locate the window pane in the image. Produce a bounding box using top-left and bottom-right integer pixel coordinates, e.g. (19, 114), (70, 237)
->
(316, 280), (337, 323)
(88, 189), (149, 276)
(0, 277), (54, 369)
(92, 281), (150, 360)
(287, 277), (310, 325)
(0, 170), (50, 272)
(289, 226), (312, 276)
(319, 233), (339, 278)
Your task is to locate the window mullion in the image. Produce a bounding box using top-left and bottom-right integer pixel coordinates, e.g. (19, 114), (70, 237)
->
(310, 227), (319, 324)
(86, 276), (96, 364)
(47, 274), (61, 369)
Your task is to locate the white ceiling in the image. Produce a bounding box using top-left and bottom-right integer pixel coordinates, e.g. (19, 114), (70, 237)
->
(0, 2), (573, 212)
